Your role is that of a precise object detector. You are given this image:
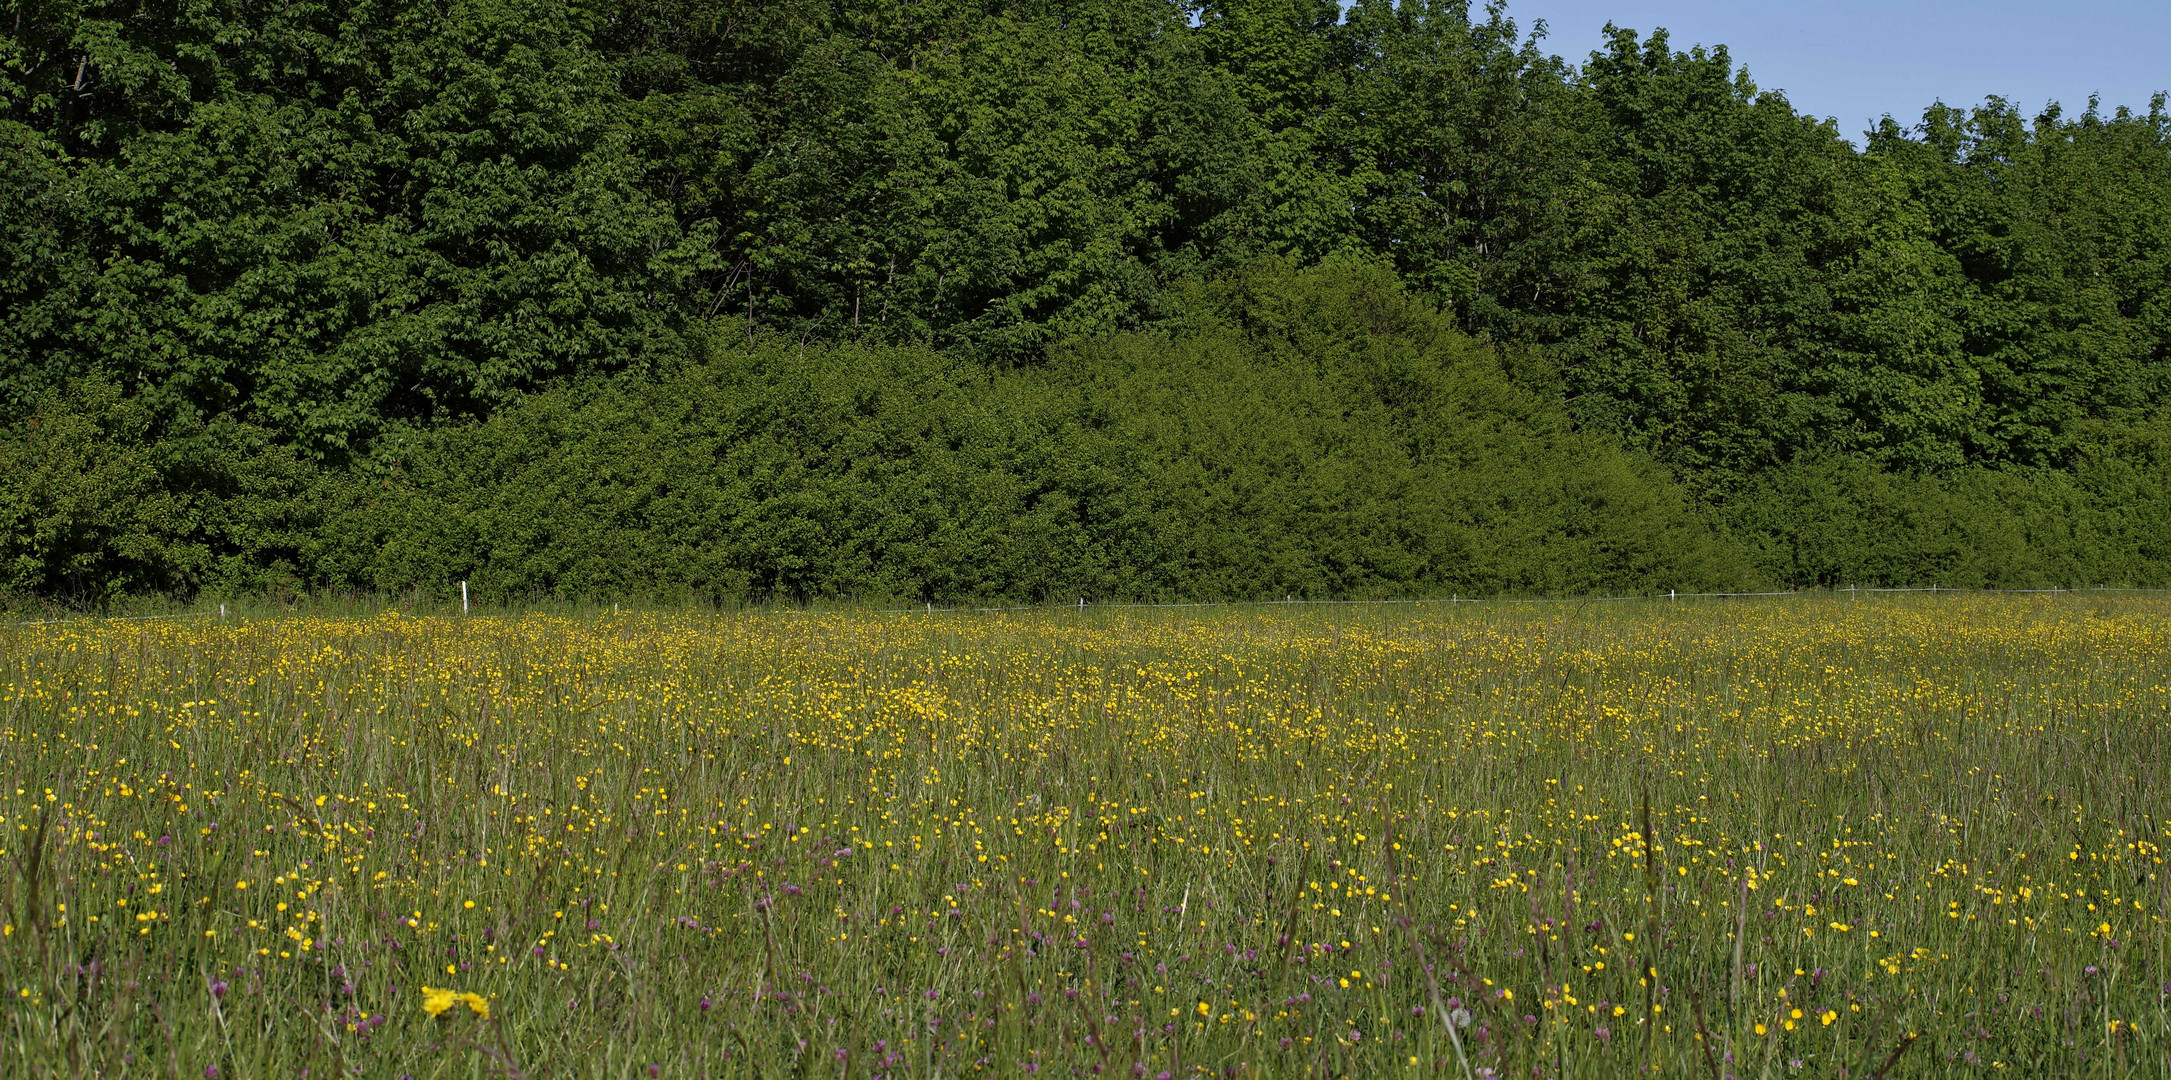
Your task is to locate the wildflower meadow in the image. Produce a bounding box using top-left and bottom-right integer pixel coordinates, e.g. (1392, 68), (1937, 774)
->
(3, 595), (2167, 1078)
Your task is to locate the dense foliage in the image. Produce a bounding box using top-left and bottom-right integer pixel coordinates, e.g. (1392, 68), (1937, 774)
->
(3, 0), (2167, 601)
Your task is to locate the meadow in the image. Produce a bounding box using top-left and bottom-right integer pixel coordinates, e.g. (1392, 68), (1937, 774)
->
(2, 595), (2166, 1079)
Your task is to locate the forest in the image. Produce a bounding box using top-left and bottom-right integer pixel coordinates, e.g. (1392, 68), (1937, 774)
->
(2, 0), (2167, 602)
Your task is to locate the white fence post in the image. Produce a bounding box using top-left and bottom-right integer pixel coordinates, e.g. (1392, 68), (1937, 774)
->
(461, 581), (469, 614)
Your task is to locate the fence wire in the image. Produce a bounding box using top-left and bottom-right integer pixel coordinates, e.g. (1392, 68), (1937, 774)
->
(871, 584), (2156, 615)
(3, 585), (2160, 627)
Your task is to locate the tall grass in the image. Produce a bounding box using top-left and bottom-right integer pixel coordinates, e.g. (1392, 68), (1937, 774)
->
(2, 595), (2166, 1078)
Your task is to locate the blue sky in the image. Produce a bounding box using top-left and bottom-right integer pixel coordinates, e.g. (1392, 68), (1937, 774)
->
(1478, 0), (2170, 141)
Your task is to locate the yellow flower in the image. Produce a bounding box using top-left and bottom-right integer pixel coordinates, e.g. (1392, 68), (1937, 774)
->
(422, 986), (489, 1019)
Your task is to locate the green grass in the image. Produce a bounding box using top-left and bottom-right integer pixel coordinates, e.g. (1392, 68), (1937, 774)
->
(2, 594), (2167, 1078)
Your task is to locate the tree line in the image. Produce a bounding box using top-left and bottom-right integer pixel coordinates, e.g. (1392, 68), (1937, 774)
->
(3, 0), (2166, 602)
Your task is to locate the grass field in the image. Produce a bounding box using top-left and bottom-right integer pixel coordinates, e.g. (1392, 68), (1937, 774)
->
(3, 595), (2168, 1079)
